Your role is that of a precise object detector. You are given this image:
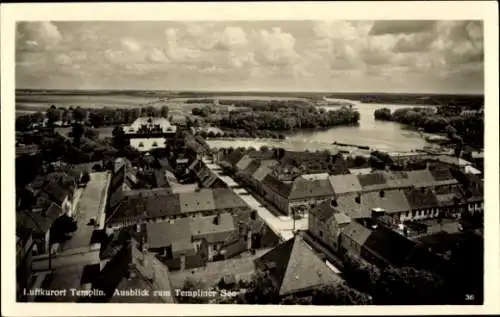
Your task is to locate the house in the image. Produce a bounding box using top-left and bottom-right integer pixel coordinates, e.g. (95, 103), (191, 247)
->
(309, 200), (352, 252)
(328, 174), (363, 196)
(461, 175), (484, 215)
(105, 188), (250, 229)
(334, 189), (411, 222)
(254, 235), (344, 297)
(340, 219), (418, 268)
(401, 187), (441, 222)
(339, 221), (372, 258)
(145, 213), (238, 268)
(17, 203), (63, 255)
(261, 173), (336, 216)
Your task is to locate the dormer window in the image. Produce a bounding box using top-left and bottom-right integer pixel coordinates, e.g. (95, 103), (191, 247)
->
(138, 142), (144, 147)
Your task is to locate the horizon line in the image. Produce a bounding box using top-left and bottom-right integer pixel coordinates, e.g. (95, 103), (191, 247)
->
(15, 88), (484, 96)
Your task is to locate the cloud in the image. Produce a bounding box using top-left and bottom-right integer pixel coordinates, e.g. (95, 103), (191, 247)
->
(393, 33), (435, 53)
(54, 53), (72, 65)
(217, 27), (248, 50)
(164, 28), (203, 63)
(17, 22), (63, 51)
(369, 21), (437, 35)
(147, 48), (169, 63)
(120, 38), (141, 52)
(253, 27), (300, 67)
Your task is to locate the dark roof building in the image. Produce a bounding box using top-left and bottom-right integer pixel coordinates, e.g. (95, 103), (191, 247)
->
(255, 235), (343, 297)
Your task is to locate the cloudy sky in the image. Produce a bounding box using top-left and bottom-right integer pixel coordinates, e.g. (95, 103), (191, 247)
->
(16, 20), (483, 93)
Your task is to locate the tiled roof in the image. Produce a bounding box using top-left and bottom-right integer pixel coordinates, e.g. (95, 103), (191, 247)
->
(335, 189), (411, 218)
(224, 149), (246, 167)
(429, 168), (455, 181)
(240, 159), (261, 177)
(311, 200), (351, 224)
(357, 172), (387, 188)
(255, 235), (343, 296)
(178, 189), (216, 213)
(406, 170), (437, 188)
(145, 194), (181, 218)
(43, 182), (69, 205)
(341, 221), (372, 246)
(108, 194), (182, 225)
(262, 174), (292, 198)
(17, 203), (62, 234)
(190, 213), (236, 244)
(146, 218), (192, 250)
(288, 176), (335, 200)
(383, 172), (412, 189)
(235, 155), (254, 172)
(404, 188), (439, 210)
(328, 174), (363, 195)
(361, 190), (411, 213)
(212, 188), (248, 210)
(252, 160), (278, 182)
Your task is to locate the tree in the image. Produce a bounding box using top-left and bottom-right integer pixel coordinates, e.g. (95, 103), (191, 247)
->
(161, 105), (169, 118)
(73, 106), (86, 122)
(81, 171), (90, 185)
(177, 278), (209, 303)
(374, 108), (392, 121)
(72, 123), (85, 145)
(46, 105), (59, 128)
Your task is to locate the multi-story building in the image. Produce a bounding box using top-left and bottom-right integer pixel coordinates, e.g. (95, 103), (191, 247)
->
(123, 117), (177, 152)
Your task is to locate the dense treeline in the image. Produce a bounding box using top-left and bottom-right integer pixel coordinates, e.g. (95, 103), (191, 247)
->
(328, 93), (483, 107)
(196, 129), (285, 140)
(218, 106), (359, 131)
(374, 107), (484, 147)
(15, 105), (170, 131)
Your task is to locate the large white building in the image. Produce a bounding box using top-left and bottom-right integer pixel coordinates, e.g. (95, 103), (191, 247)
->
(124, 117), (177, 152)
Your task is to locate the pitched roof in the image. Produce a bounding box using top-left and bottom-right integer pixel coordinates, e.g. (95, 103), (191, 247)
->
(108, 194), (182, 225)
(406, 170), (438, 188)
(361, 190), (411, 213)
(224, 149), (246, 167)
(383, 171), (412, 189)
(262, 174), (292, 198)
(43, 182), (69, 205)
(212, 188), (247, 210)
(240, 159), (261, 177)
(17, 203), (62, 234)
(288, 176), (335, 200)
(146, 218), (192, 250)
(328, 174), (363, 195)
(235, 155), (254, 172)
(363, 226), (417, 266)
(190, 213), (236, 244)
(255, 235), (343, 296)
(178, 189), (216, 213)
(429, 167), (455, 181)
(311, 200), (351, 224)
(404, 188), (439, 210)
(357, 172), (387, 188)
(341, 221), (372, 246)
(252, 160), (279, 182)
(335, 189), (411, 218)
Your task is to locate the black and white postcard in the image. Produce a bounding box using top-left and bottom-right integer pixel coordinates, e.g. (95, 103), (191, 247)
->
(1, 2), (499, 316)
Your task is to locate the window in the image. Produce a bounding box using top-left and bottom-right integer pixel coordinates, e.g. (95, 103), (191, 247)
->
(319, 230), (323, 238)
(138, 142), (144, 147)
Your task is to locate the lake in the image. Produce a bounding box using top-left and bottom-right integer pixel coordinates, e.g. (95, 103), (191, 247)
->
(207, 100), (437, 153)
